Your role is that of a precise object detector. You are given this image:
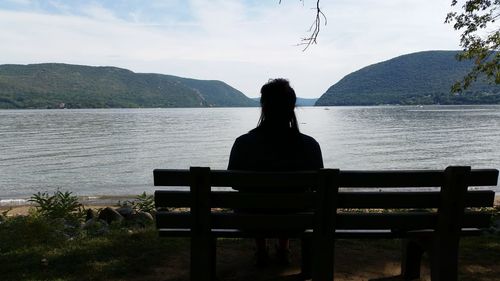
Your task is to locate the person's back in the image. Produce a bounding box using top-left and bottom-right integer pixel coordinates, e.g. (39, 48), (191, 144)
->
(227, 78), (323, 266)
(228, 126), (322, 192)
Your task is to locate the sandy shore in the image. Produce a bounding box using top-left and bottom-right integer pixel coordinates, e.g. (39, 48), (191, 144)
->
(2, 195), (499, 217)
(0, 195), (135, 216)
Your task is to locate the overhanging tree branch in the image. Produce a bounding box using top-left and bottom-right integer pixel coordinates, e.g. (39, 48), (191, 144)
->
(445, 0), (500, 92)
(280, 0), (326, 51)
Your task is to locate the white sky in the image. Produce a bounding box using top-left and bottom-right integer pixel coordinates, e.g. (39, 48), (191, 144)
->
(0, 0), (462, 98)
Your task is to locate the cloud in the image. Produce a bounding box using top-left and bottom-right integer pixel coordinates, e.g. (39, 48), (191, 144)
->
(0, 0), (461, 98)
(5, 0), (32, 5)
(80, 3), (118, 21)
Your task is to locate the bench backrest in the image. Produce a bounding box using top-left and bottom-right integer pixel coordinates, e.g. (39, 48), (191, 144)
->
(155, 167), (339, 235)
(154, 166), (498, 234)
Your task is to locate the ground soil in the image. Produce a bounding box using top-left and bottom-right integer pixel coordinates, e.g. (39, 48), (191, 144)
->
(129, 237), (500, 281)
(137, 239), (406, 281)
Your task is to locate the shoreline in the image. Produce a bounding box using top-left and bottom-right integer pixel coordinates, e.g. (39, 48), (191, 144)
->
(1, 195), (499, 217)
(0, 195), (137, 216)
(0, 194), (137, 207)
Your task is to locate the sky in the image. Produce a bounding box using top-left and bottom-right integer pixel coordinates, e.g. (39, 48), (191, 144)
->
(0, 0), (463, 98)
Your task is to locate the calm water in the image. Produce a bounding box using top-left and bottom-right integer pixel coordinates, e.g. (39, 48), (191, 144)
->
(1, 105), (499, 200)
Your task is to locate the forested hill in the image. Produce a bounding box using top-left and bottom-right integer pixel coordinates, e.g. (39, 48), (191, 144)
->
(251, 97), (318, 106)
(315, 51), (500, 106)
(0, 63), (258, 109)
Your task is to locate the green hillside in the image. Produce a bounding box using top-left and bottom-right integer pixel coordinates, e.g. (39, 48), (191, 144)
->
(0, 63), (257, 109)
(178, 77), (258, 107)
(315, 51), (500, 106)
(251, 97), (318, 106)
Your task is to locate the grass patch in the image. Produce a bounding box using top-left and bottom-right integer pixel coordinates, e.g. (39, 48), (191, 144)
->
(1, 217), (499, 281)
(0, 215), (185, 281)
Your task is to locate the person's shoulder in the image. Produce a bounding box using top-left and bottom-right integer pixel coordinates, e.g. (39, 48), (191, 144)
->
(234, 129), (259, 145)
(298, 133), (321, 147)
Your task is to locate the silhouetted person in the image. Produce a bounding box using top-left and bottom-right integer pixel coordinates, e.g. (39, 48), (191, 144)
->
(228, 78), (323, 266)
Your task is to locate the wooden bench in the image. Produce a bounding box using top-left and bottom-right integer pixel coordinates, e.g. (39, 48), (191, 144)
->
(154, 166), (498, 281)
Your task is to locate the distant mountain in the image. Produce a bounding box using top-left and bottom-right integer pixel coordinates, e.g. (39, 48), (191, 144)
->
(296, 98), (318, 106)
(0, 63), (257, 109)
(251, 97), (318, 106)
(315, 51), (500, 106)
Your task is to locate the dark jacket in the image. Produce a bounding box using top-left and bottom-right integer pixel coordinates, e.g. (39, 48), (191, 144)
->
(228, 126), (323, 192)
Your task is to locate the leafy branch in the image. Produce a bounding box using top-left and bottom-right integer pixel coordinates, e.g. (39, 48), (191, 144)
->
(445, 0), (500, 92)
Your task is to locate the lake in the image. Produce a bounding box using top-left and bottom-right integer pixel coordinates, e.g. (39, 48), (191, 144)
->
(1, 105), (499, 201)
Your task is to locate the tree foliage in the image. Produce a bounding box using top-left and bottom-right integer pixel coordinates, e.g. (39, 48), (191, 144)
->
(445, 0), (500, 92)
(315, 51), (500, 106)
(0, 63), (257, 109)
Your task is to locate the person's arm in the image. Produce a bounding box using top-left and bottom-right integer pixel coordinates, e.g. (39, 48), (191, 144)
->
(228, 137), (243, 170)
(228, 137), (245, 191)
(308, 139), (323, 192)
(314, 141), (324, 169)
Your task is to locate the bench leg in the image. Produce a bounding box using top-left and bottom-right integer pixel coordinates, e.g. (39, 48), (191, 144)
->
(191, 236), (217, 281)
(211, 237), (217, 281)
(300, 236), (313, 280)
(302, 235), (336, 281)
(429, 238), (459, 281)
(369, 239), (425, 281)
(381, 236), (460, 281)
(401, 239), (424, 280)
(312, 235), (335, 281)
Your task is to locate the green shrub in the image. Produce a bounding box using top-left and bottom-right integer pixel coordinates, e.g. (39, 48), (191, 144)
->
(0, 215), (67, 251)
(0, 208), (11, 223)
(29, 190), (84, 221)
(118, 192), (155, 214)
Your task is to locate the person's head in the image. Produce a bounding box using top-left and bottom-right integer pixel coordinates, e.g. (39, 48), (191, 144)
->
(257, 78), (298, 132)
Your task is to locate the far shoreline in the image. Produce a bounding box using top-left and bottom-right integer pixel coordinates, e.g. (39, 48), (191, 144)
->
(1, 104), (500, 111)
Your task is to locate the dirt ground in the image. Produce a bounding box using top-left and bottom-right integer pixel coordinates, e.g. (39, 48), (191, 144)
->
(130, 196), (500, 281)
(145, 239), (408, 281)
(132, 237), (500, 281)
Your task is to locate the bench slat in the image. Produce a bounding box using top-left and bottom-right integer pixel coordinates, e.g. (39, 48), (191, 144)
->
(154, 169), (498, 188)
(338, 169), (498, 187)
(156, 211), (491, 230)
(155, 190), (315, 209)
(157, 212), (315, 230)
(468, 169), (500, 186)
(336, 212), (491, 229)
(158, 228), (484, 238)
(211, 192), (315, 209)
(155, 190), (495, 209)
(338, 190), (495, 208)
(155, 190), (190, 207)
(154, 169), (190, 186)
(210, 170), (319, 188)
(154, 169), (319, 188)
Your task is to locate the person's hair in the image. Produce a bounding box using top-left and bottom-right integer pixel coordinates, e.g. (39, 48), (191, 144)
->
(257, 78), (299, 132)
